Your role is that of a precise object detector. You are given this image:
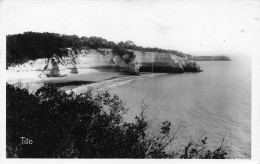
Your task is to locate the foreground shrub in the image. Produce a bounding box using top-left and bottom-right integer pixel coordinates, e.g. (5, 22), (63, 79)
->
(6, 84), (228, 158)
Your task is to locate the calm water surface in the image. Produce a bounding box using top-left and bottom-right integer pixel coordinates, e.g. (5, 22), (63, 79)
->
(105, 59), (251, 158)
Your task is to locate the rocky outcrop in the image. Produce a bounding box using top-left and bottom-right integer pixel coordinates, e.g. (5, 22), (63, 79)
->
(67, 65), (78, 74)
(113, 50), (202, 74)
(134, 51), (183, 73)
(113, 55), (139, 74)
(44, 60), (60, 77)
(134, 51), (201, 73)
(175, 57), (201, 72)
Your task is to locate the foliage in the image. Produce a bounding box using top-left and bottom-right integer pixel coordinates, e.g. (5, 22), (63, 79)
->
(6, 32), (191, 66)
(81, 36), (116, 49)
(6, 84), (229, 158)
(112, 45), (135, 63)
(6, 32), (80, 66)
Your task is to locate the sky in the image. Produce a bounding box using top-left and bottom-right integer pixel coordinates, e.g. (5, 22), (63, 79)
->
(1, 0), (260, 56)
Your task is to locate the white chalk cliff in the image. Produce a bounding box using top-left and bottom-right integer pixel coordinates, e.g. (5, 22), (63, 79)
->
(133, 51), (200, 73)
(7, 49), (201, 76)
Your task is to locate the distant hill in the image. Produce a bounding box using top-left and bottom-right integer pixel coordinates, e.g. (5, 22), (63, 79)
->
(187, 55), (231, 61)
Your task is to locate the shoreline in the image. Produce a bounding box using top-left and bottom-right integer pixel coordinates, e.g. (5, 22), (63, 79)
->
(6, 67), (141, 93)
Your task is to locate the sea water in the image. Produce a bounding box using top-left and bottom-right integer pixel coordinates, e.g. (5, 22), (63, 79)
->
(104, 58), (251, 158)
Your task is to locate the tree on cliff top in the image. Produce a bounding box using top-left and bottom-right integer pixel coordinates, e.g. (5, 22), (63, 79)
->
(7, 32), (195, 67)
(6, 32), (82, 66)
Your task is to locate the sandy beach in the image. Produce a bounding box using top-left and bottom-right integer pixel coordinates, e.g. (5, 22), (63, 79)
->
(6, 67), (140, 93)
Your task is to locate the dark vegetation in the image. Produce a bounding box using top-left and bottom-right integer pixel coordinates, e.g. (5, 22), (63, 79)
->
(7, 83), (228, 158)
(6, 32), (190, 66)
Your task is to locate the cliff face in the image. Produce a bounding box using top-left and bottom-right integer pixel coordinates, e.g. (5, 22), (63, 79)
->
(133, 51), (201, 73)
(7, 49), (201, 75)
(105, 50), (201, 73)
(134, 51), (183, 73)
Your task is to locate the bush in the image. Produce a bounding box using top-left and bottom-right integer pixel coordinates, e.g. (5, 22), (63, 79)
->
(6, 84), (229, 158)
